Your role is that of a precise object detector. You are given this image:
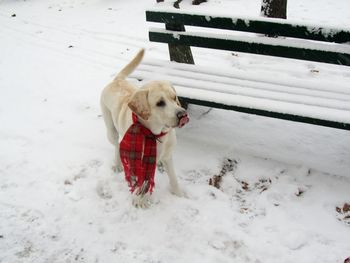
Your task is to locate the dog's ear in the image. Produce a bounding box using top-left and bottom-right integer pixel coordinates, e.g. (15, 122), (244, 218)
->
(175, 96), (181, 107)
(128, 89), (151, 120)
(170, 86), (181, 106)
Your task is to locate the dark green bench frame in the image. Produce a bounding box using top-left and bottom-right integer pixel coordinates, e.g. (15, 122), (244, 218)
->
(145, 10), (350, 130)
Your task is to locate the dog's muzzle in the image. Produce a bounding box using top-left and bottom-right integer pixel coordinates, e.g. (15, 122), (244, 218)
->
(177, 110), (189, 128)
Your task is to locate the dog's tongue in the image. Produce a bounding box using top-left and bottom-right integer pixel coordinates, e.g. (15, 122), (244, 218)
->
(178, 113), (189, 128)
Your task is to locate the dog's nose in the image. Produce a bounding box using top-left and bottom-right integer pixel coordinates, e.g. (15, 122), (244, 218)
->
(177, 110), (187, 119)
(177, 110), (189, 128)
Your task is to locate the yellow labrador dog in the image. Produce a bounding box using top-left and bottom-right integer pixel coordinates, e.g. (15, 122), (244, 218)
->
(100, 49), (188, 207)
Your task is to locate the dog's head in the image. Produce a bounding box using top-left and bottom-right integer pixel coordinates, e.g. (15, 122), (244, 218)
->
(128, 81), (187, 129)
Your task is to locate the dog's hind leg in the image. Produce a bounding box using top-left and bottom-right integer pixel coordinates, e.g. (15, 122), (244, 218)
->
(101, 103), (118, 144)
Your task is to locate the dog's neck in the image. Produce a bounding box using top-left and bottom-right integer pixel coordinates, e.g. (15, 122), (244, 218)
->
(137, 117), (171, 136)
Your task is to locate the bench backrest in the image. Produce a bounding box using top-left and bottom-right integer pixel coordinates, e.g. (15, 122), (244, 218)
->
(146, 10), (350, 66)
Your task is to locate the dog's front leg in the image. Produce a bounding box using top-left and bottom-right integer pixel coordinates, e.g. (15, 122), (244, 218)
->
(163, 156), (183, 197)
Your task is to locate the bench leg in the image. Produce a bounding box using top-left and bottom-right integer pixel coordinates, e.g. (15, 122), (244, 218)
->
(165, 23), (194, 64)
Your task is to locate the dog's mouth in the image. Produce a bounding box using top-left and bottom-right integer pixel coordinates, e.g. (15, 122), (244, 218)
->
(164, 113), (189, 129)
(178, 113), (189, 128)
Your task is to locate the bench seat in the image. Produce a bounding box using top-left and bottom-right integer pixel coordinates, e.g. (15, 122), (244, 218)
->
(130, 59), (350, 130)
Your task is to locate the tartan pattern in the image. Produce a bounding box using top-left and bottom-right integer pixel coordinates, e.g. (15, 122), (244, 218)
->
(119, 113), (167, 195)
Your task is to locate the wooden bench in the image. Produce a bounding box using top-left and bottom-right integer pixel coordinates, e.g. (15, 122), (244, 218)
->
(130, 9), (350, 130)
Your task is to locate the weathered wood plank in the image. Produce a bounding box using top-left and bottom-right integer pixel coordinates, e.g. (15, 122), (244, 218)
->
(165, 23), (194, 64)
(146, 11), (350, 43)
(179, 96), (350, 130)
(149, 30), (350, 66)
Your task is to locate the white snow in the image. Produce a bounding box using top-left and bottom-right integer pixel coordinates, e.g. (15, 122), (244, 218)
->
(130, 59), (350, 123)
(139, 58), (350, 95)
(173, 32), (181, 40)
(1, 0), (350, 263)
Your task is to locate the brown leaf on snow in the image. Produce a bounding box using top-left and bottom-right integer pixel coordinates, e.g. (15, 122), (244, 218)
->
(64, 180), (72, 185)
(343, 203), (350, 213)
(241, 181), (249, 191)
(336, 203), (350, 225)
(209, 175), (222, 189)
(209, 158), (238, 190)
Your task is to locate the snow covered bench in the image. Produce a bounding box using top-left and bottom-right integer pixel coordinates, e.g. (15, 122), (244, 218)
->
(133, 10), (350, 130)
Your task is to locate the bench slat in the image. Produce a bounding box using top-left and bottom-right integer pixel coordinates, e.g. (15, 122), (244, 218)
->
(180, 96), (350, 131)
(133, 67), (350, 111)
(140, 59), (350, 96)
(176, 85), (350, 131)
(149, 29), (350, 66)
(131, 67), (350, 112)
(146, 10), (350, 43)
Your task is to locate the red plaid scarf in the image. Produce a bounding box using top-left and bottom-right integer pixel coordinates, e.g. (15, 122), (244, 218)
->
(119, 113), (167, 195)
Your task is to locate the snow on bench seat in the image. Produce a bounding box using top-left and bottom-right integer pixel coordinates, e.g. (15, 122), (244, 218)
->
(130, 59), (350, 130)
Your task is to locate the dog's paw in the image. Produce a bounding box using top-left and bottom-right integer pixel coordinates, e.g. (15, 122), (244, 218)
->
(112, 164), (124, 173)
(170, 186), (185, 198)
(132, 192), (152, 209)
(157, 162), (165, 174)
(116, 165), (124, 173)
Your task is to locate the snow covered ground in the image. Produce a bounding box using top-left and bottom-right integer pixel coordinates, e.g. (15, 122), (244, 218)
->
(1, 0), (350, 262)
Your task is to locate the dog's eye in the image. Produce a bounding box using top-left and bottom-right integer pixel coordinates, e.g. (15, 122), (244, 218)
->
(156, 100), (166, 107)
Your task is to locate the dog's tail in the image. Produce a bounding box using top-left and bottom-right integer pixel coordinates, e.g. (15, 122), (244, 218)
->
(114, 49), (145, 81)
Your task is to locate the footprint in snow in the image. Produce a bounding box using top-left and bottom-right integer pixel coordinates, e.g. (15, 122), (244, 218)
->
(66, 159), (103, 184)
(96, 180), (113, 200)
